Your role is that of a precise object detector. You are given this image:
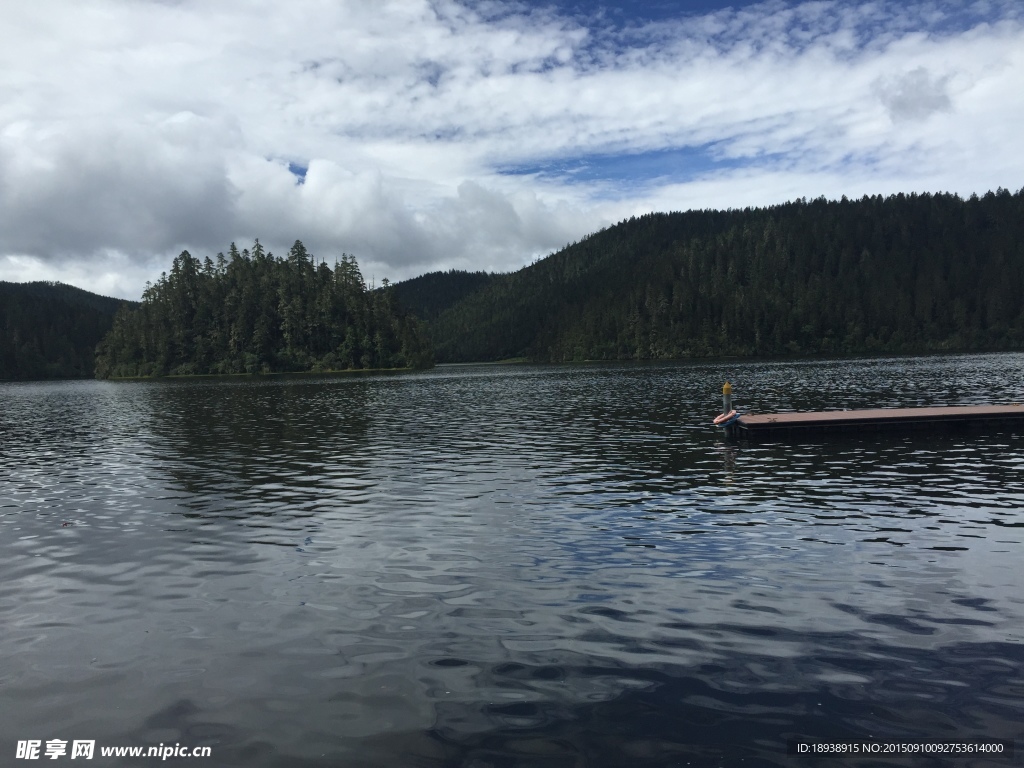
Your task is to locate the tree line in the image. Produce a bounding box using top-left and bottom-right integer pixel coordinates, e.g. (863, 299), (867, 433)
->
(95, 240), (433, 378)
(5, 188), (1023, 380)
(409, 188), (1024, 362)
(1, 281), (132, 380)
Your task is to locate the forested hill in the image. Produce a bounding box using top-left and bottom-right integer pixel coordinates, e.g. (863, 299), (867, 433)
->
(420, 188), (1024, 362)
(95, 241), (433, 378)
(1, 281), (134, 380)
(391, 270), (497, 322)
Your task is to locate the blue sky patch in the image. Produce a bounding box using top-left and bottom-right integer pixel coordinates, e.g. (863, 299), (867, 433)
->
(469, 0), (769, 24)
(499, 144), (757, 189)
(551, 0), (766, 23)
(288, 162), (308, 184)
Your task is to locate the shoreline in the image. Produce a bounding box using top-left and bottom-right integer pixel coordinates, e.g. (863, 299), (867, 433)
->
(6, 348), (1024, 384)
(103, 365), (422, 382)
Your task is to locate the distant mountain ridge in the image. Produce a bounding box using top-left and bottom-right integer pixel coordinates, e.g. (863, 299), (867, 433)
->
(397, 188), (1024, 363)
(1, 281), (136, 380)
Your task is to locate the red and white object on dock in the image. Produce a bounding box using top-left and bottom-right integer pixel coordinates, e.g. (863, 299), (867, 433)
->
(712, 382), (741, 427)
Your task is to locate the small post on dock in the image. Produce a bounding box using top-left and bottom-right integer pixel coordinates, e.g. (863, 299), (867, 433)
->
(713, 382), (740, 430)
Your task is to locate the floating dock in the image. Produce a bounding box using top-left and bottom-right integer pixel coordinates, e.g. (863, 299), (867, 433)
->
(713, 383), (1024, 439)
(730, 404), (1024, 438)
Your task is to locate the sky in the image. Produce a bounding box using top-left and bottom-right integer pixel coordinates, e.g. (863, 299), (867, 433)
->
(1, 0), (1022, 300)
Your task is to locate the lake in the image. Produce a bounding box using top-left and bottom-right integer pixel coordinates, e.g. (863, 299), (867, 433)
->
(2, 354), (1023, 766)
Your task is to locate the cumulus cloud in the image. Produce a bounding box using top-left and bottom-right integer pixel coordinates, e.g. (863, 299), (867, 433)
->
(0, 115), (237, 257)
(0, 0), (1022, 298)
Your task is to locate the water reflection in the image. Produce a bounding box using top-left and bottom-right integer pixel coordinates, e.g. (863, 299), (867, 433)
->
(141, 378), (376, 523)
(1, 355), (1023, 767)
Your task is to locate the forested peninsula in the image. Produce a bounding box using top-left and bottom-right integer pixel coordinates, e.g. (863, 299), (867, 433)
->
(394, 188), (1024, 362)
(1, 281), (133, 380)
(95, 241), (433, 378)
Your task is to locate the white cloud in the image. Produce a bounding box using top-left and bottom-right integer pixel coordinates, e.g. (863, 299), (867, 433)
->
(0, 0), (1022, 298)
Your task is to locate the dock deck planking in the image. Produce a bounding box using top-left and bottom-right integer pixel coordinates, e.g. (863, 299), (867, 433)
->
(730, 404), (1024, 437)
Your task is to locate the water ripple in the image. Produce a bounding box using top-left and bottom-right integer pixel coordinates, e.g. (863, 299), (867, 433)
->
(2, 355), (1023, 765)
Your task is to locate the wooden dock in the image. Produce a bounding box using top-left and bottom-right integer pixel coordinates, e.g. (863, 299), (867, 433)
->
(727, 404), (1024, 439)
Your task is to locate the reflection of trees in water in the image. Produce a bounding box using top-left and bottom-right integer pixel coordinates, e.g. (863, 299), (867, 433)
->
(130, 361), (1024, 541)
(140, 378), (374, 521)
(469, 365), (720, 489)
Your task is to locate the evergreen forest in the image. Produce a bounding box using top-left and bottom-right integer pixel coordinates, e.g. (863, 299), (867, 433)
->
(390, 270), (497, 322)
(403, 188), (1024, 362)
(4, 187), (1023, 381)
(94, 241), (433, 378)
(0, 281), (133, 380)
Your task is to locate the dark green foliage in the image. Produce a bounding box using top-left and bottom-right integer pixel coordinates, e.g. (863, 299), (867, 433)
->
(426, 188), (1024, 362)
(391, 270), (498, 321)
(0, 281), (134, 380)
(94, 241), (433, 378)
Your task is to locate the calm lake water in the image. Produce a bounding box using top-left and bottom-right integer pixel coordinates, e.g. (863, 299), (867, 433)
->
(2, 354), (1023, 767)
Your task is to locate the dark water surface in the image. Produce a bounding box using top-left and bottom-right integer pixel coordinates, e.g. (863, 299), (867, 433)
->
(2, 355), (1023, 767)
